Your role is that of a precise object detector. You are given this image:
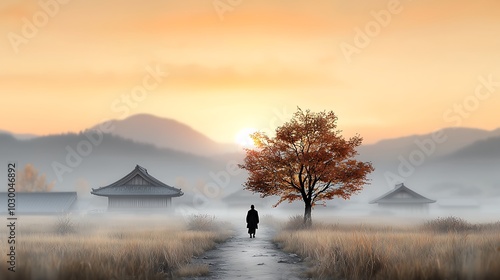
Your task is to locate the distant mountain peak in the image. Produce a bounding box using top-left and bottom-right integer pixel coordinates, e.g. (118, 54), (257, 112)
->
(357, 126), (500, 162)
(92, 114), (239, 156)
(121, 114), (190, 126)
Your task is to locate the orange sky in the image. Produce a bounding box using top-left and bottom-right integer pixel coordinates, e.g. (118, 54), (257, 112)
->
(1, 0), (500, 144)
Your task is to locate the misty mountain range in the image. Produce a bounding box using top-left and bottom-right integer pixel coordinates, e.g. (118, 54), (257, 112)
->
(1, 114), (499, 208)
(91, 114), (240, 156)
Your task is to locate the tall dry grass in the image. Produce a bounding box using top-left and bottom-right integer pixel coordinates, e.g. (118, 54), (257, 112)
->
(275, 216), (500, 280)
(0, 215), (231, 280)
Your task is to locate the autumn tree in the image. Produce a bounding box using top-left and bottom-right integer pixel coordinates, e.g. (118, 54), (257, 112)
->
(239, 108), (374, 226)
(17, 164), (55, 192)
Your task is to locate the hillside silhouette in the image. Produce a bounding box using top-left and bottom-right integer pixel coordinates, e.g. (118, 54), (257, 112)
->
(1, 116), (499, 209)
(92, 114), (239, 156)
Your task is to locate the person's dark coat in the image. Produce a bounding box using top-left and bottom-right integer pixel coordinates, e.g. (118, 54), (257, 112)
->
(246, 209), (259, 230)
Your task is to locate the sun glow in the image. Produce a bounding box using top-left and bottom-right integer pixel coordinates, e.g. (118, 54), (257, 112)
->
(235, 127), (257, 147)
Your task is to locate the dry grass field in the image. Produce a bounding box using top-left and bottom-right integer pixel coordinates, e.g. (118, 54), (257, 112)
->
(275, 216), (500, 280)
(0, 214), (231, 280)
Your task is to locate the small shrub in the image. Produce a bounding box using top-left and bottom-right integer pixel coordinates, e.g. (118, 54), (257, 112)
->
(478, 221), (500, 231)
(187, 214), (217, 231)
(54, 214), (76, 235)
(422, 216), (477, 233)
(282, 215), (309, 231)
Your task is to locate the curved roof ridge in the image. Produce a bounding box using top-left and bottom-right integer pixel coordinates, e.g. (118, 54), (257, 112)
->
(369, 183), (435, 204)
(91, 165), (183, 197)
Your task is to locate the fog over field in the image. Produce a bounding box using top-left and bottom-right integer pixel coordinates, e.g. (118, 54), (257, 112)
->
(1, 114), (499, 223)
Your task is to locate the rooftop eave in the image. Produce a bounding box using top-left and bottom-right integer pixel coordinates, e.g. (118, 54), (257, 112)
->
(90, 191), (183, 197)
(90, 191), (104, 197)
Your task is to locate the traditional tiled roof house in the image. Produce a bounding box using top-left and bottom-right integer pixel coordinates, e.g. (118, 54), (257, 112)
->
(370, 183), (436, 212)
(91, 165), (183, 210)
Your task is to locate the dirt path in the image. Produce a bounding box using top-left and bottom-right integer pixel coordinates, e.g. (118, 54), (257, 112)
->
(185, 225), (309, 280)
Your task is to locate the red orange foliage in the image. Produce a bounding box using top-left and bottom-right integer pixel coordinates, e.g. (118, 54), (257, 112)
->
(239, 108), (374, 224)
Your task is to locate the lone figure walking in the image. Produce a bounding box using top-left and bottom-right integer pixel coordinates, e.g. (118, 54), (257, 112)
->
(246, 205), (259, 238)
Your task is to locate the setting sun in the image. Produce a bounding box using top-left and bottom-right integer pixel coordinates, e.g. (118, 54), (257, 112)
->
(235, 127), (257, 147)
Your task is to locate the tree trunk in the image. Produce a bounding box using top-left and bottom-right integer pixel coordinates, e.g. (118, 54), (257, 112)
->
(303, 202), (312, 227)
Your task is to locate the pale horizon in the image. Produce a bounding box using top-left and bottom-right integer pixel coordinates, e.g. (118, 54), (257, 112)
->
(2, 112), (500, 146)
